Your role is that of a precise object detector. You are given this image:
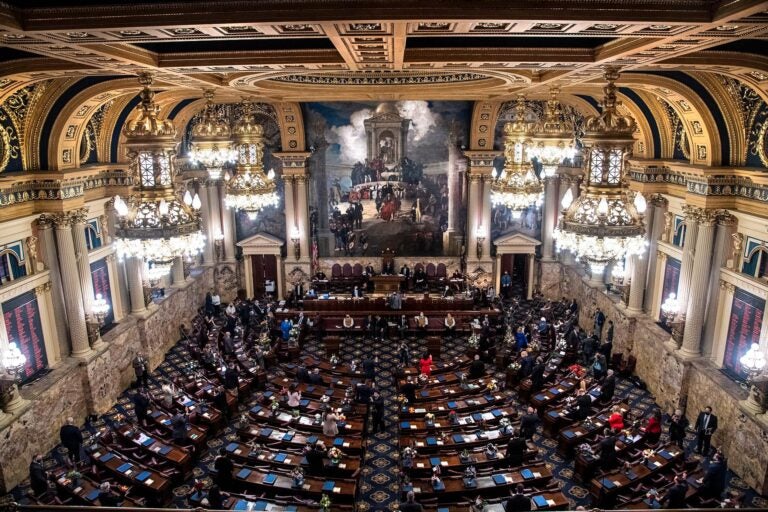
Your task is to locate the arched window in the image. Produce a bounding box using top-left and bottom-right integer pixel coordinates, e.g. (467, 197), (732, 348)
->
(742, 245), (768, 280)
(0, 245), (26, 285)
(672, 215), (686, 247)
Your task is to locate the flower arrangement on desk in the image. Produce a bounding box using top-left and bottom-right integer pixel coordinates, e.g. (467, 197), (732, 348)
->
(395, 394), (408, 406)
(459, 448), (471, 462)
(507, 361), (521, 373)
(319, 493), (331, 511)
(270, 396), (280, 414)
(485, 442), (498, 458)
(642, 448), (655, 460)
(467, 333), (480, 350)
(430, 473), (442, 487)
(499, 417), (512, 434)
(503, 329), (515, 347)
(448, 410), (459, 425)
(314, 413), (322, 424)
(327, 446), (342, 464)
(320, 394), (330, 404)
(424, 412), (435, 422)
(472, 496), (486, 512)
(329, 354), (339, 367)
(335, 408), (346, 423)
(578, 443), (595, 456)
(65, 470), (82, 486)
(418, 372), (428, 384)
(349, 359), (357, 372)
(290, 466), (304, 487)
(555, 338), (567, 354)
(291, 408), (300, 419)
(486, 379), (498, 392)
(464, 465), (477, 483)
(528, 338), (540, 353)
(582, 417), (595, 429)
(258, 332), (271, 348)
(237, 413), (249, 429)
(289, 325), (300, 338)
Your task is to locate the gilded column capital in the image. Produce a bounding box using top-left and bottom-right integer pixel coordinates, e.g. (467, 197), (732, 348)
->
(716, 210), (737, 226)
(105, 253), (116, 263)
(50, 211), (77, 228)
(697, 209), (720, 227)
(70, 207), (89, 226)
(37, 213), (55, 229)
(656, 250), (667, 262)
(34, 281), (52, 296)
(649, 193), (668, 208)
(719, 279), (736, 293)
(682, 204), (703, 221)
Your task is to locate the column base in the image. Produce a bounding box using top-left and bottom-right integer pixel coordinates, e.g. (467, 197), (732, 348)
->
(677, 346), (701, 360)
(740, 396), (766, 416)
(625, 306), (644, 316)
(4, 384), (28, 414)
(664, 339), (680, 352)
(540, 256), (557, 263)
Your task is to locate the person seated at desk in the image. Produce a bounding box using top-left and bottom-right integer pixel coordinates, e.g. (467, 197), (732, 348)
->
(314, 270), (327, 281)
(414, 312), (429, 332)
(506, 484), (532, 511)
(400, 490), (424, 512)
(364, 262), (375, 276)
(399, 264), (411, 290)
(352, 285), (364, 299)
(413, 268), (427, 290)
(97, 482), (123, 507)
(343, 314), (355, 337)
(442, 285), (454, 298)
(383, 259), (395, 275)
(608, 405), (625, 431)
(444, 313), (456, 334)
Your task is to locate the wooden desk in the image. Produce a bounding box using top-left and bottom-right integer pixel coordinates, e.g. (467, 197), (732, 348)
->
(371, 274), (404, 292)
(249, 404), (364, 434)
(403, 463), (552, 501)
(238, 424), (363, 455)
(147, 409), (207, 451)
(400, 393), (507, 418)
(232, 464), (356, 503)
(529, 378), (579, 412)
(115, 425), (192, 474)
(408, 448), (538, 477)
(54, 472), (141, 507)
(86, 445), (171, 504)
(222, 441), (360, 478)
(399, 406), (517, 433)
(555, 403), (630, 458)
(401, 425), (514, 453)
(472, 492), (569, 511)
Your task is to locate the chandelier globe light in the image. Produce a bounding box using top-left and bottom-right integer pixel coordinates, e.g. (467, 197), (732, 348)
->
(529, 87), (576, 177)
(490, 95), (543, 216)
(553, 67), (646, 277)
(188, 89), (237, 181)
(113, 73), (205, 276)
(224, 99), (279, 219)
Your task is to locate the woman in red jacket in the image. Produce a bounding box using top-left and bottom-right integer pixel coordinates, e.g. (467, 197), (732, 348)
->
(419, 352), (433, 377)
(608, 405), (625, 431)
(643, 408), (662, 444)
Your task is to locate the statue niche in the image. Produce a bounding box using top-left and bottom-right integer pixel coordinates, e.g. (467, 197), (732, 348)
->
(364, 103), (411, 169)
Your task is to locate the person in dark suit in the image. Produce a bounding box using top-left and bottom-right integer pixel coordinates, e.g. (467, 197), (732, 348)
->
(355, 381), (374, 404)
(469, 354), (485, 379)
(694, 406), (717, 455)
(662, 473), (689, 509)
(575, 389), (593, 421)
(400, 377), (417, 404)
(352, 286), (364, 298)
(600, 370), (616, 403)
(529, 358), (546, 391)
(505, 434), (527, 468)
(308, 368), (324, 385)
(371, 391), (386, 433)
(505, 484), (532, 511)
(213, 447), (235, 491)
(224, 363), (240, 395)
(520, 407), (540, 441)
(597, 428), (618, 470)
(400, 490), (424, 512)
(133, 389), (150, 427)
(362, 355), (376, 381)
(59, 417), (83, 464)
(29, 454), (49, 497)
(698, 451), (727, 499)
(305, 442), (325, 474)
(519, 351), (534, 378)
(669, 408), (689, 448)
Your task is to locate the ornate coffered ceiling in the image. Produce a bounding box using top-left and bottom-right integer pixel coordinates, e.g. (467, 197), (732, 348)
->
(0, 0), (766, 100)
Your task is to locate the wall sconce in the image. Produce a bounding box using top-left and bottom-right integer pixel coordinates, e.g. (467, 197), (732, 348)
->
(291, 227), (301, 261)
(213, 230), (224, 261)
(475, 225), (485, 260)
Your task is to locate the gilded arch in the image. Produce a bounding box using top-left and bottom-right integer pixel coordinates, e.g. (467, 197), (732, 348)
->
(273, 102), (305, 152)
(470, 101), (502, 151)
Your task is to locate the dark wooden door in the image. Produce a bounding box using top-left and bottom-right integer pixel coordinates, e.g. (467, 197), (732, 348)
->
(251, 254), (278, 298)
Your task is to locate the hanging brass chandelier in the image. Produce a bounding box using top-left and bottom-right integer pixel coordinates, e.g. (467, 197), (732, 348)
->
(490, 95), (543, 218)
(529, 88), (575, 177)
(553, 67), (646, 276)
(188, 89), (237, 181)
(224, 99), (279, 219)
(113, 73), (204, 276)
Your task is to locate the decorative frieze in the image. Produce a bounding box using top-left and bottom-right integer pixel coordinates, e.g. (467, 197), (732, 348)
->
(0, 168), (131, 209)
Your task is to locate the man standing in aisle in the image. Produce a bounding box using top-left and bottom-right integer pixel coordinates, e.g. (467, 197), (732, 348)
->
(694, 406), (718, 456)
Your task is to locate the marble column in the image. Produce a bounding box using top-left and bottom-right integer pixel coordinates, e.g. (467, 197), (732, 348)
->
(197, 180), (216, 265)
(527, 253), (535, 299)
(70, 209), (104, 348)
(295, 174), (311, 264)
(467, 173), (482, 263)
(172, 256), (185, 286)
(0, 317), (27, 416)
(127, 257), (147, 314)
(283, 175), (296, 247)
(627, 199), (656, 313)
(52, 213), (92, 358)
(679, 211), (717, 358)
(644, 196), (668, 312)
(676, 206), (700, 314)
(207, 181), (223, 259)
(701, 212), (736, 356)
(541, 175), (558, 262)
(220, 190), (237, 262)
(36, 215), (71, 358)
(463, 151), (499, 272)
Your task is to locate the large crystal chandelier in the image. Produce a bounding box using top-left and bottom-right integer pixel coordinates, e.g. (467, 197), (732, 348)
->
(224, 99), (279, 220)
(188, 89), (237, 181)
(113, 73), (205, 275)
(490, 95), (543, 218)
(553, 68), (646, 276)
(529, 88), (575, 177)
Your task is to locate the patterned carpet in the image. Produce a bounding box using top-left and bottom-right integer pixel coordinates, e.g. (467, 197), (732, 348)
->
(11, 302), (768, 510)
